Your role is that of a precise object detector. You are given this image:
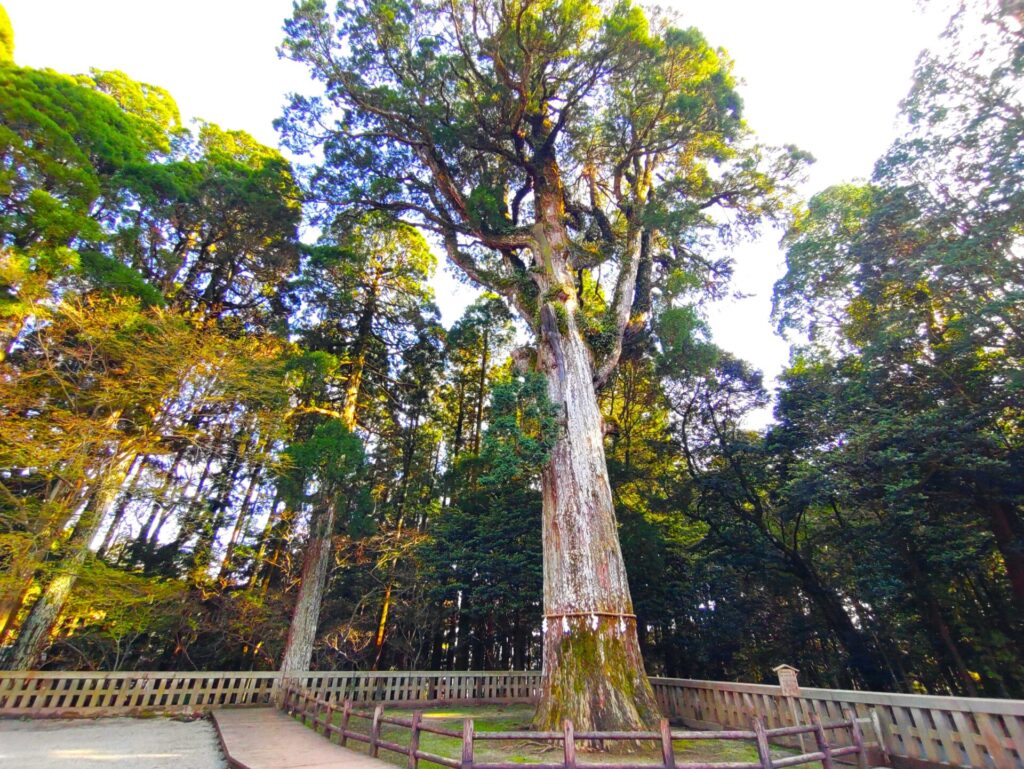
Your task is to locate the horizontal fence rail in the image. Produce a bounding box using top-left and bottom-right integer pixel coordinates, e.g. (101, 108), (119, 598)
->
(280, 681), (866, 769)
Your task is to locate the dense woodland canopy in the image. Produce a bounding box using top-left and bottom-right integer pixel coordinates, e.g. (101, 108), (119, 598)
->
(1, 0), (1023, 702)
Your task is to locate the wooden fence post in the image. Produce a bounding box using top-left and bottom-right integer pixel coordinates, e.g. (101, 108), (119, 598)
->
(563, 720), (577, 769)
(326, 702), (336, 743)
(371, 703), (384, 757)
(408, 710), (422, 769)
(660, 718), (676, 769)
(461, 718), (475, 769)
(753, 717), (774, 769)
(869, 709), (892, 767)
(810, 713), (835, 769)
(844, 708), (868, 769)
(341, 700), (352, 746)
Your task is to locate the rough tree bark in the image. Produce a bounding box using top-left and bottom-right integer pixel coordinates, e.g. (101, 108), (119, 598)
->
(529, 167), (659, 731)
(279, 497), (337, 672)
(532, 307), (660, 730)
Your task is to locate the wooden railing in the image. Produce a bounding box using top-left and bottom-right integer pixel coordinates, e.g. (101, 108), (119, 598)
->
(305, 670), (540, 705)
(651, 678), (1024, 769)
(0, 670), (540, 718)
(0, 670), (280, 717)
(2, 669), (1020, 769)
(280, 680), (867, 769)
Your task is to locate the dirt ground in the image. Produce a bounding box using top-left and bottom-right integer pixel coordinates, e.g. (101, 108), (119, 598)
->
(0, 716), (228, 768)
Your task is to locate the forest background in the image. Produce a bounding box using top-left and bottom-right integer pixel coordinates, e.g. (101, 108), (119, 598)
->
(1, 0), (1023, 701)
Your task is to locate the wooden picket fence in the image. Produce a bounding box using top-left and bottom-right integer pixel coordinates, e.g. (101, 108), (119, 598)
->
(0, 670), (280, 717)
(280, 680), (868, 769)
(307, 670), (540, 705)
(651, 678), (1024, 769)
(2, 670), (1021, 769)
(0, 670), (540, 718)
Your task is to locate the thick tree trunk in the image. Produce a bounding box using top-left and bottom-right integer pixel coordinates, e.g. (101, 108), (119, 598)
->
(532, 307), (660, 731)
(526, 153), (658, 732)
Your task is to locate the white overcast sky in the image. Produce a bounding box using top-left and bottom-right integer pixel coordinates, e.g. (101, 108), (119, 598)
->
(5, 0), (945, 408)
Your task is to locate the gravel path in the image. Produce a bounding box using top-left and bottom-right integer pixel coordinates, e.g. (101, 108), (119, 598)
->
(0, 716), (228, 768)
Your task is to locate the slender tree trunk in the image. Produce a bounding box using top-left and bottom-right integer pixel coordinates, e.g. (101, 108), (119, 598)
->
(190, 429), (251, 583)
(96, 453), (148, 558)
(279, 498), (336, 672)
(168, 432), (220, 557)
(128, 448), (185, 554)
(280, 296), (372, 671)
(782, 552), (892, 690)
(903, 547), (980, 696)
(0, 473), (92, 638)
(340, 285), (377, 430)
(983, 498), (1024, 615)
(371, 518), (405, 670)
(218, 463), (263, 580)
(2, 451), (134, 669)
(0, 578), (34, 647)
(248, 489), (284, 589)
(472, 329), (488, 456)
(455, 595), (472, 670)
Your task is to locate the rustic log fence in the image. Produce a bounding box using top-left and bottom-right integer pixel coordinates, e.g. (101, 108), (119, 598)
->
(280, 680), (867, 769)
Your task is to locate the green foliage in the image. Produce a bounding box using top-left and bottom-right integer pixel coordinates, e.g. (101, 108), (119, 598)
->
(764, 0), (1024, 695)
(5, 0), (1023, 695)
(78, 69), (181, 151)
(77, 251), (165, 307)
(58, 558), (184, 668)
(773, 184), (878, 340)
(480, 373), (560, 484)
(655, 305), (718, 377)
(283, 421), (365, 502)
(279, 0), (808, 372)
(0, 66), (152, 254)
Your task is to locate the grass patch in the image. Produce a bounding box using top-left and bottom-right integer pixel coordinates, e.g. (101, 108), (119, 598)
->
(294, 703), (810, 769)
